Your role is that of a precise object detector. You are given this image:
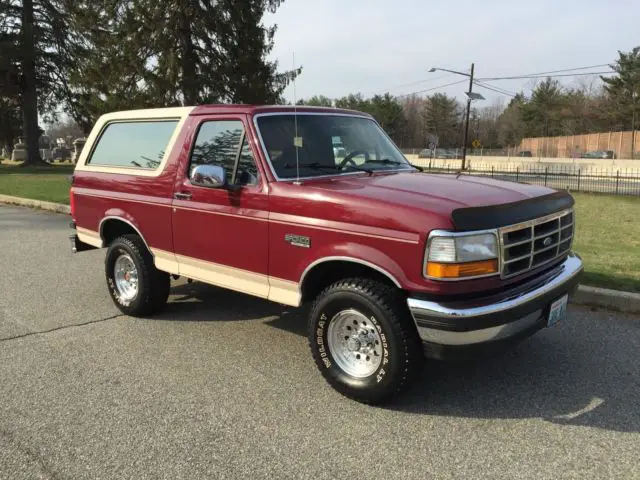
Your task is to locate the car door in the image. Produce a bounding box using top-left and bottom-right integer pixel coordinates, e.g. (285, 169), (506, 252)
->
(171, 115), (270, 298)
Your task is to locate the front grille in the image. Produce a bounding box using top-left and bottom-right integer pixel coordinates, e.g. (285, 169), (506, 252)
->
(499, 209), (574, 278)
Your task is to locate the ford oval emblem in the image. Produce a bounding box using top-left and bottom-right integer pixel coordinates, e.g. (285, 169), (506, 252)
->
(543, 236), (553, 247)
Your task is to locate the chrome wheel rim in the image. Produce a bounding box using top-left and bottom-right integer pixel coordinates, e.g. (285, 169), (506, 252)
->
(114, 254), (138, 301)
(326, 309), (383, 378)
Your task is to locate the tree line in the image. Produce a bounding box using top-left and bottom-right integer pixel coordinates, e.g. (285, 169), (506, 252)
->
(298, 47), (639, 154)
(0, 0), (300, 165)
(2, 0), (637, 166)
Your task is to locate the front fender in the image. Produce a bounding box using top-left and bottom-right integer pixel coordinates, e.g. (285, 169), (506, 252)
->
(299, 241), (409, 289)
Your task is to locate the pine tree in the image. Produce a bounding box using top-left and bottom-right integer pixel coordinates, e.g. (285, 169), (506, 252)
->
(60, 2), (158, 133)
(602, 47), (640, 158)
(335, 93), (369, 111)
(212, 0), (299, 104)
(60, 0), (299, 131)
(115, 0), (299, 106)
(0, 1), (22, 155)
(521, 78), (565, 138)
(20, 0), (42, 164)
(297, 95), (333, 107)
(1, 0), (74, 164)
(496, 94), (526, 147)
(423, 93), (463, 148)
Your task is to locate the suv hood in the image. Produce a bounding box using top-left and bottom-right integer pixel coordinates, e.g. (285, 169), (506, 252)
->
(309, 171), (559, 226)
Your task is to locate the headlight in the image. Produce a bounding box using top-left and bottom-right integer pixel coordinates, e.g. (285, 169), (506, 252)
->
(425, 231), (499, 280)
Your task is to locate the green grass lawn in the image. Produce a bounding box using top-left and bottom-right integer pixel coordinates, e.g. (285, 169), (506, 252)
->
(572, 193), (640, 293)
(0, 161), (74, 204)
(0, 163), (638, 292)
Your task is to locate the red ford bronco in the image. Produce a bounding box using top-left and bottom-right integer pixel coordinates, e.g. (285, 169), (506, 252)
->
(70, 105), (583, 404)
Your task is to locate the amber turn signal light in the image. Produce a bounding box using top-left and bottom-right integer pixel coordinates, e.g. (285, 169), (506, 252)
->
(426, 259), (499, 279)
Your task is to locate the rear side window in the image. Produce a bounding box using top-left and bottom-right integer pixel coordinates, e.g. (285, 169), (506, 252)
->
(88, 120), (178, 169)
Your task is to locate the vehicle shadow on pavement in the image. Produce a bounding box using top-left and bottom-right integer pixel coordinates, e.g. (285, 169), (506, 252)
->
(156, 284), (639, 434)
(389, 308), (640, 434)
(153, 281), (307, 335)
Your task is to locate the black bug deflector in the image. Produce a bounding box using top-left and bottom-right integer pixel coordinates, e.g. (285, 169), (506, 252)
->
(451, 190), (575, 231)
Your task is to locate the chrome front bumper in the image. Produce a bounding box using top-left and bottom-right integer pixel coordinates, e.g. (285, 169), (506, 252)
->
(407, 253), (583, 351)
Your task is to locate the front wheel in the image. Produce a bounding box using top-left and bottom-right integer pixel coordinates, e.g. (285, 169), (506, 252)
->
(308, 278), (423, 404)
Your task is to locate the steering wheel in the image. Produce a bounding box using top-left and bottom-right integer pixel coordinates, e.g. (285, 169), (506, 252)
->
(338, 150), (369, 170)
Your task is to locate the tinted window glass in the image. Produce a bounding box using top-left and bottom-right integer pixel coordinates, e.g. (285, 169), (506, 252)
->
(88, 121), (178, 169)
(236, 137), (259, 186)
(190, 121), (259, 186)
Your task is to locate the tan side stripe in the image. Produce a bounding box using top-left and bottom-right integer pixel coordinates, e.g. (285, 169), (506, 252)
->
(151, 248), (300, 307)
(268, 277), (301, 306)
(152, 248), (180, 274)
(76, 227), (103, 248)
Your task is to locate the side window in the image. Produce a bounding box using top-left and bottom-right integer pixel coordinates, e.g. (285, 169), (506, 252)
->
(88, 120), (178, 169)
(236, 137), (259, 186)
(190, 120), (259, 186)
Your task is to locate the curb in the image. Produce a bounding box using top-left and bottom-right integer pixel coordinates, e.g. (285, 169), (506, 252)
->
(572, 285), (640, 315)
(0, 194), (70, 214)
(1, 194), (639, 316)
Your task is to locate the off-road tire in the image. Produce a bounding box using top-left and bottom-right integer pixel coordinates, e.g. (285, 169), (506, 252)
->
(105, 234), (170, 317)
(308, 278), (423, 404)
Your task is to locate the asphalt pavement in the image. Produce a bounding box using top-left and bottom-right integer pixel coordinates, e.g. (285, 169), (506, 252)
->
(1, 204), (639, 480)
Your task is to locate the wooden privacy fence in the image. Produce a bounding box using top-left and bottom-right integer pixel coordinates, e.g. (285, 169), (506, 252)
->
(519, 130), (640, 159)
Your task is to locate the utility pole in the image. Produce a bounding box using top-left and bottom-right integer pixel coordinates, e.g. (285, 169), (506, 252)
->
(461, 63), (475, 170)
(428, 64), (483, 169)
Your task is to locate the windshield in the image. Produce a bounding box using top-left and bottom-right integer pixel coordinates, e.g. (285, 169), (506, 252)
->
(255, 114), (414, 179)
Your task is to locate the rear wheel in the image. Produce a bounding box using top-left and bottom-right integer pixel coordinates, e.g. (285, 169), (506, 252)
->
(308, 278), (423, 404)
(105, 234), (169, 316)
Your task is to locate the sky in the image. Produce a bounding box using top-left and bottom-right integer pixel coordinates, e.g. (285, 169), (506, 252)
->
(266, 0), (640, 106)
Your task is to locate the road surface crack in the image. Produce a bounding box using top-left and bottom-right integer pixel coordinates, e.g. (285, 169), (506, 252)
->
(0, 314), (124, 343)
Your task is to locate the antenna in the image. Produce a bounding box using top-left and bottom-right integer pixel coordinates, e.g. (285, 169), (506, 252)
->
(292, 52), (301, 184)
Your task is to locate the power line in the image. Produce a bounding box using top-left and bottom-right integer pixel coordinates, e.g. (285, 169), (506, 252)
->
(473, 81), (518, 97)
(373, 63), (614, 97)
(371, 74), (452, 94)
(476, 63), (610, 80)
(478, 70), (613, 81)
(475, 80), (516, 94)
(396, 79), (467, 98)
(474, 82), (514, 97)
(370, 63), (616, 100)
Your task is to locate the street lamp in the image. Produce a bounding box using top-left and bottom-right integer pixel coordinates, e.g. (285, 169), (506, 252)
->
(429, 64), (485, 169)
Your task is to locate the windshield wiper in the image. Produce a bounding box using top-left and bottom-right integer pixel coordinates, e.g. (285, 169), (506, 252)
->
(283, 162), (374, 175)
(341, 164), (374, 175)
(366, 158), (424, 172)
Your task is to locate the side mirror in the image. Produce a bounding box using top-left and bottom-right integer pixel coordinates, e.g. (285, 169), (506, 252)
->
(190, 164), (226, 188)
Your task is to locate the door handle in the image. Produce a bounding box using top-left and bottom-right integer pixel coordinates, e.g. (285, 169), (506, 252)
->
(174, 192), (192, 200)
